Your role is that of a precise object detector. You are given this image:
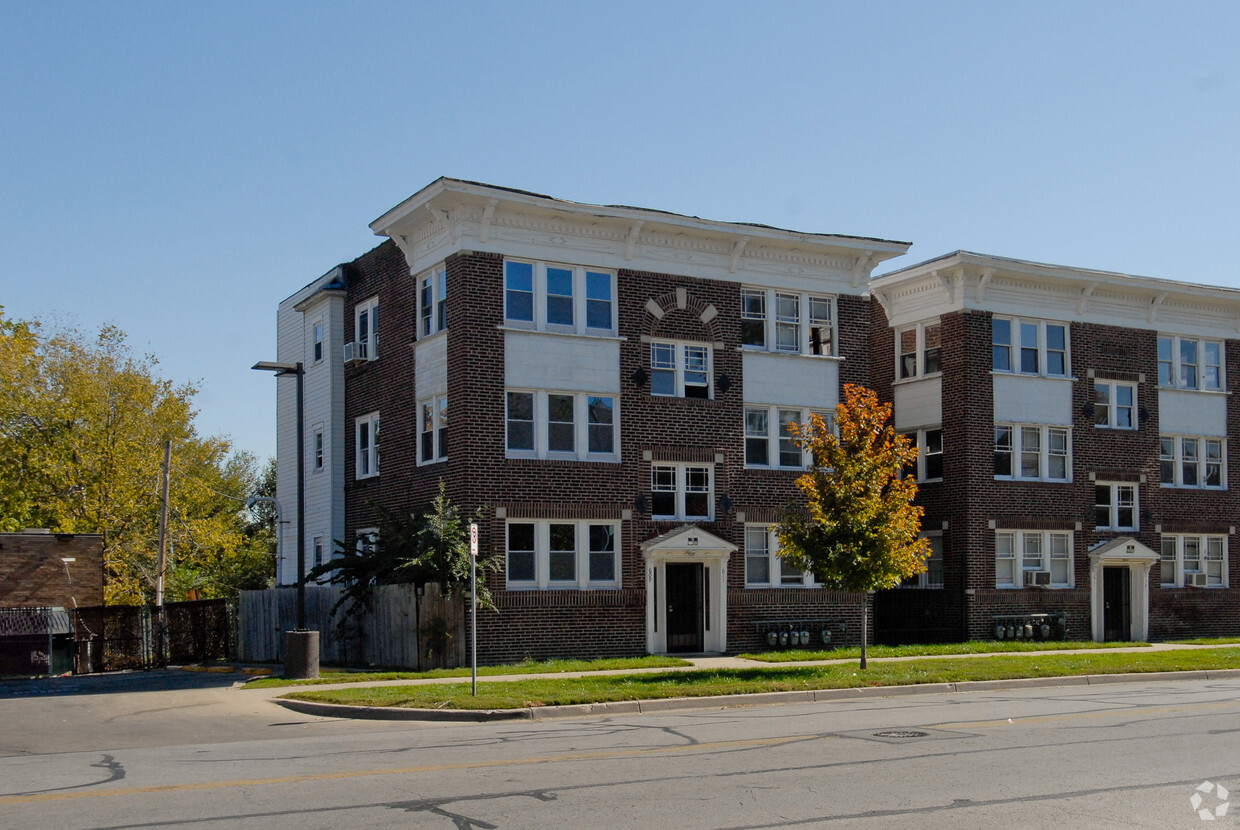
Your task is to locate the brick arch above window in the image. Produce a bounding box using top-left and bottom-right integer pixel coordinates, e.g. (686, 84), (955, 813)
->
(642, 287), (721, 343)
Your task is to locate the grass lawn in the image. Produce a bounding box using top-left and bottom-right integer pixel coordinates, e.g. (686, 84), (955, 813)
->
(282, 646), (1240, 710)
(245, 655), (692, 689)
(738, 640), (1152, 662)
(1168, 638), (1240, 646)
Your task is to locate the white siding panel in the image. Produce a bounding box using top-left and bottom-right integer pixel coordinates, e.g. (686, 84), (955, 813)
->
(415, 335), (449, 400)
(742, 352), (838, 409)
(893, 378), (943, 431)
(505, 332), (620, 393)
(993, 375), (1073, 426)
(1160, 389), (1228, 437)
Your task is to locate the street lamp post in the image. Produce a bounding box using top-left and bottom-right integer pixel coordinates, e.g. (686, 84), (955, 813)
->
(252, 360), (317, 678)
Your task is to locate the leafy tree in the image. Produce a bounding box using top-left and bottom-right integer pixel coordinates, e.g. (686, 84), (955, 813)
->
(775, 383), (931, 668)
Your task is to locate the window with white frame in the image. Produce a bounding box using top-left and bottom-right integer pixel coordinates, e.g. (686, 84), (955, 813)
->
(356, 527), (377, 555)
(744, 406), (827, 469)
(1094, 482), (1137, 530)
(651, 340), (711, 399)
(505, 391), (617, 460)
(903, 427), (944, 481)
(651, 464), (712, 521)
(1093, 380), (1137, 429)
(1160, 435), (1225, 489)
(994, 425), (1070, 481)
(505, 520), (621, 589)
(418, 265), (447, 338)
(1161, 534), (1227, 587)
(354, 297), (379, 360)
(313, 536), (326, 569)
(740, 288), (835, 356)
(503, 260), (616, 335)
(896, 321), (942, 380)
(992, 317), (1068, 377)
(744, 525), (815, 587)
(995, 530), (1072, 588)
(902, 534), (944, 588)
(355, 412), (379, 479)
(418, 396), (448, 464)
(1158, 335), (1223, 391)
(312, 320), (324, 363)
(313, 430), (324, 470)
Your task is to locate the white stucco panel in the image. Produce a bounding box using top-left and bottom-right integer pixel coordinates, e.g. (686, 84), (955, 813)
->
(415, 334), (449, 399)
(505, 331), (620, 393)
(1159, 389), (1228, 437)
(893, 377), (943, 431)
(993, 374), (1074, 426)
(742, 352), (838, 409)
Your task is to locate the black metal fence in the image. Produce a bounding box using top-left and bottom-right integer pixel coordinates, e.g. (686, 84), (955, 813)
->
(72, 599), (236, 674)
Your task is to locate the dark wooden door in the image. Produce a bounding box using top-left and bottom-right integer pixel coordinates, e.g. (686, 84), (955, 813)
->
(1103, 567), (1130, 642)
(666, 563), (704, 653)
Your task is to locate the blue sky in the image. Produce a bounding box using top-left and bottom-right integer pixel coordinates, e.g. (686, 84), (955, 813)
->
(3, 2), (1237, 463)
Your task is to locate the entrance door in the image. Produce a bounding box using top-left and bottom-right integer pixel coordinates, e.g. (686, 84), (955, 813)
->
(665, 563), (704, 653)
(1103, 567), (1131, 642)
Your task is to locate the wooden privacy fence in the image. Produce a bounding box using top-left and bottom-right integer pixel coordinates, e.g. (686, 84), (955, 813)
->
(237, 583), (465, 670)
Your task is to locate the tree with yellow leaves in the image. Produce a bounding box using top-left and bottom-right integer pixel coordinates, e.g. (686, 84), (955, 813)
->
(775, 383), (931, 668)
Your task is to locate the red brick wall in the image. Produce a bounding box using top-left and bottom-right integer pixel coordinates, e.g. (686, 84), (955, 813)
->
(0, 533), (104, 608)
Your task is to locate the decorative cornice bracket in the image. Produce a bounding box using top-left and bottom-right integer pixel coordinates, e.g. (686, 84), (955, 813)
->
(1148, 291), (1168, 324)
(730, 236), (749, 273)
(975, 268), (995, 302)
(1078, 283), (1098, 315)
(625, 221), (645, 261)
(479, 199), (498, 244)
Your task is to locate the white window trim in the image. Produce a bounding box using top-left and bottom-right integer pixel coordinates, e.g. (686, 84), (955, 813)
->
(904, 426), (944, 482)
(504, 520), (622, 589)
(1160, 534), (1228, 588)
(650, 339), (713, 399)
(505, 390), (619, 462)
(651, 463), (714, 521)
(353, 296), (379, 361)
(994, 424), (1071, 482)
(744, 525), (817, 587)
(1158, 335), (1224, 392)
(313, 428), (324, 471)
(1159, 435), (1226, 489)
(354, 412), (380, 479)
(995, 530), (1074, 589)
(902, 532), (944, 588)
(894, 320), (942, 382)
(992, 316), (1069, 378)
(1094, 482), (1138, 531)
(744, 405), (830, 470)
(417, 264), (448, 339)
(311, 318), (325, 365)
(418, 395), (448, 465)
(503, 259), (617, 336)
(1093, 380), (1138, 430)
(739, 288), (836, 357)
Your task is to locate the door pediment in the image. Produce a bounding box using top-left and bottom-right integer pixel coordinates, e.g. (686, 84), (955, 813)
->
(1088, 536), (1160, 565)
(640, 525), (736, 562)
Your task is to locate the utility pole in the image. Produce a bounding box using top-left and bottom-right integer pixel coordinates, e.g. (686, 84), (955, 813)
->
(155, 439), (171, 666)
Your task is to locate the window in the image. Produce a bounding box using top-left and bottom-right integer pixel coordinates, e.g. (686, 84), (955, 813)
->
(651, 464), (712, 521)
(651, 341), (711, 399)
(354, 297), (379, 360)
(902, 534), (944, 588)
(992, 317), (1068, 377)
(1093, 381), (1136, 429)
(503, 260), (615, 335)
(505, 520), (621, 589)
(739, 288), (835, 356)
(994, 425), (1070, 481)
(313, 537), (326, 569)
(903, 427), (944, 481)
(313, 430), (324, 470)
(418, 396), (448, 464)
(312, 321), (324, 363)
(1095, 482), (1137, 531)
(355, 412), (379, 479)
(1160, 435), (1225, 489)
(418, 266), (447, 337)
(995, 530), (1073, 588)
(744, 405), (829, 469)
(1159, 336), (1223, 391)
(505, 391), (617, 460)
(1161, 535), (1227, 587)
(745, 525), (816, 587)
(896, 321), (942, 380)
(356, 528), (377, 555)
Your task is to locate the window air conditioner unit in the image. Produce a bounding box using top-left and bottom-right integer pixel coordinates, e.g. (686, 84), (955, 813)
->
(343, 341), (368, 363)
(1024, 570), (1052, 587)
(1187, 572), (1210, 588)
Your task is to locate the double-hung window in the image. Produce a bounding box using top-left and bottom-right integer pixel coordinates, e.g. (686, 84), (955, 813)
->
(1160, 436), (1225, 488)
(1161, 535), (1227, 587)
(994, 425), (1070, 481)
(901, 534), (944, 588)
(903, 427), (944, 481)
(992, 317), (1068, 376)
(744, 406), (828, 468)
(418, 396), (448, 464)
(740, 288), (835, 356)
(354, 297), (379, 360)
(503, 260), (616, 335)
(418, 265), (447, 338)
(505, 391), (617, 460)
(505, 520), (621, 589)
(312, 320), (324, 363)
(313, 430), (324, 470)
(354, 412), (379, 479)
(1159, 336), (1223, 391)
(651, 340), (711, 399)
(896, 321), (942, 380)
(1095, 483), (1137, 531)
(745, 525), (816, 587)
(995, 530), (1072, 588)
(651, 464), (712, 521)
(1094, 381), (1137, 429)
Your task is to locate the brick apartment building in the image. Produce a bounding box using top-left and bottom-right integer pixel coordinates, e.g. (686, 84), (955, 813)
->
(269, 179), (1238, 660)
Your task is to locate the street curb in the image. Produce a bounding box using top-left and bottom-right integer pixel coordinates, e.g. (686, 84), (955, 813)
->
(271, 667), (1240, 722)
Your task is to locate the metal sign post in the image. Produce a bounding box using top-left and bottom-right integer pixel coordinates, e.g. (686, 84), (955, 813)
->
(469, 522), (478, 697)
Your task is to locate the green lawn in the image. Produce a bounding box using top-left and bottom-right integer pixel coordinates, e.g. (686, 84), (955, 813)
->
(282, 646), (1240, 710)
(1168, 637), (1240, 646)
(245, 655), (692, 689)
(738, 640), (1152, 662)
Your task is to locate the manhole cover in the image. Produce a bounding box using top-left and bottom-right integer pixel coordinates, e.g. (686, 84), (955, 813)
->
(872, 730), (928, 739)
